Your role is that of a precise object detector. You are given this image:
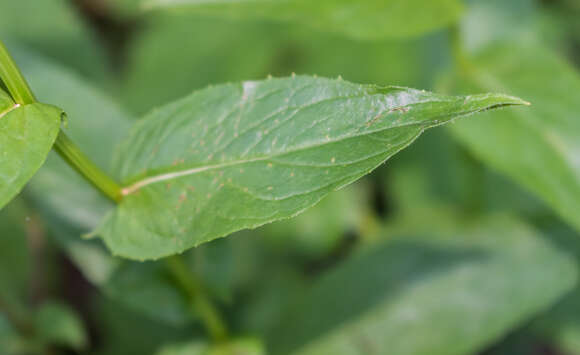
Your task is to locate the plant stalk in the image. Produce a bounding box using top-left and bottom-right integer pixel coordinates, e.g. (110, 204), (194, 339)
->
(165, 255), (228, 342)
(0, 39), (123, 203)
(0, 40), (35, 104)
(54, 132), (123, 203)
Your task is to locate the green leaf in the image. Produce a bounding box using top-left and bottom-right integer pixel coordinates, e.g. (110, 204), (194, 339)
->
(34, 301), (87, 350)
(98, 75), (527, 260)
(267, 216), (577, 355)
(445, 44), (580, 233)
(135, 0), (463, 40)
(0, 99), (62, 209)
(156, 337), (264, 355)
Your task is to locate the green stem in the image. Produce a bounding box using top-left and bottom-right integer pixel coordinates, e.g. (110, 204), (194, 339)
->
(0, 39), (122, 203)
(0, 40), (35, 104)
(165, 256), (228, 342)
(54, 132), (122, 203)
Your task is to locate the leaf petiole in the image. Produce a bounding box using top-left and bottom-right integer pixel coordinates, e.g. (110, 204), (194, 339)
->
(53, 132), (123, 203)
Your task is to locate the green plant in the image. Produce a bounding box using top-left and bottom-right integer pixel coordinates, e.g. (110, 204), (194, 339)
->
(1, 1), (579, 354)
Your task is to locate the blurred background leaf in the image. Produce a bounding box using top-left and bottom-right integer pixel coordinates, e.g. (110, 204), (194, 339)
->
(34, 300), (87, 350)
(0, 0), (109, 85)
(1, 0), (580, 354)
(265, 215), (577, 355)
(156, 337), (264, 355)
(121, 12), (428, 115)
(444, 24), (580, 234)
(116, 0), (463, 40)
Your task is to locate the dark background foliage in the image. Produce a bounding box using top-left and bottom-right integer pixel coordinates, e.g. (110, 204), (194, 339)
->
(1, 0), (579, 354)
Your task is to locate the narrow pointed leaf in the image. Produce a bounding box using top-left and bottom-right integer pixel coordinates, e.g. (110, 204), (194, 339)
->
(446, 44), (580, 233)
(131, 0), (463, 40)
(97, 76), (526, 260)
(0, 95), (63, 209)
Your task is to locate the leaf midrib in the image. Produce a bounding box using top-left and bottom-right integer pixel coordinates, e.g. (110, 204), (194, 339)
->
(0, 103), (21, 119)
(121, 103), (496, 195)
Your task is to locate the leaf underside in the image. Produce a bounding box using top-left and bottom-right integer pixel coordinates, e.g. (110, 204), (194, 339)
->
(0, 92), (63, 209)
(98, 75), (527, 260)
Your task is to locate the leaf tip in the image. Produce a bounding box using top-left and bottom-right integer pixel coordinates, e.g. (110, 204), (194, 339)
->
(466, 93), (531, 113)
(502, 95), (531, 107)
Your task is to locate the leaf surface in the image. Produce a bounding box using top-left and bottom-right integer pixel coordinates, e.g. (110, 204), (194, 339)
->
(134, 0), (463, 40)
(446, 44), (580, 232)
(98, 76), (526, 259)
(0, 98), (62, 209)
(268, 216), (577, 355)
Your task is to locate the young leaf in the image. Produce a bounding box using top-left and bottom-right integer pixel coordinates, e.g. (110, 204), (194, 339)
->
(97, 76), (527, 260)
(267, 216), (577, 355)
(0, 95), (63, 209)
(446, 44), (580, 233)
(134, 0), (464, 40)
